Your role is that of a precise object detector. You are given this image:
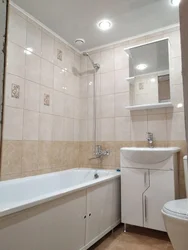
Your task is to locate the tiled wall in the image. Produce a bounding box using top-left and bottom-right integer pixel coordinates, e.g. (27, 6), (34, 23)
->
(79, 26), (187, 198)
(1, 6), (81, 180)
(1, 5), (187, 197)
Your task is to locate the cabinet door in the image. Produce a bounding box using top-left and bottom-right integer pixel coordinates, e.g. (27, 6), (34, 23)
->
(86, 182), (113, 246)
(144, 170), (175, 232)
(111, 178), (121, 226)
(121, 168), (149, 227)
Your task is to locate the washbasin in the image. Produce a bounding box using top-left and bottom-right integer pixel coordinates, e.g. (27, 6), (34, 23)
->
(121, 147), (180, 164)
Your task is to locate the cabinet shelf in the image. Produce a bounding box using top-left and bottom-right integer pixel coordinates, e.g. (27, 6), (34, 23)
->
(125, 102), (173, 110)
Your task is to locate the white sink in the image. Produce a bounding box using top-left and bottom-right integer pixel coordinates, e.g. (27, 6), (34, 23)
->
(121, 147), (180, 164)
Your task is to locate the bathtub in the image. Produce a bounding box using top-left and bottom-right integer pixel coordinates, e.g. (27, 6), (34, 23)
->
(0, 168), (121, 250)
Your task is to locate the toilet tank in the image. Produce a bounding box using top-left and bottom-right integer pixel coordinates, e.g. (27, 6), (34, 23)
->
(184, 156), (188, 197)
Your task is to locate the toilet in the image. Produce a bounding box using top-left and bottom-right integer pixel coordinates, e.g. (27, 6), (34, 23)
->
(162, 156), (188, 250)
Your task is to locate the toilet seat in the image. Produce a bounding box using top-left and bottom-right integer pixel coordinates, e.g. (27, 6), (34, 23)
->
(162, 199), (188, 220)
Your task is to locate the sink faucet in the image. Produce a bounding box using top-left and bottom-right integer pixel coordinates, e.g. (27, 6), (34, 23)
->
(147, 132), (154, 148)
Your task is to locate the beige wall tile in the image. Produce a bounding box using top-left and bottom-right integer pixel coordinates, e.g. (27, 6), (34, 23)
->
(1, 141), (22, 175)
(22, 141), (38, 172)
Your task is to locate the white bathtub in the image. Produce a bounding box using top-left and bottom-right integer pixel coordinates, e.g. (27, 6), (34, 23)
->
(0, 168), (121, 250)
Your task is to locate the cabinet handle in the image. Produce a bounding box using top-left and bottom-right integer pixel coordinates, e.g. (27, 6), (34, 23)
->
(144, 195), (148, 222)
(89, 213), (91, 217)
(144, 172), (147, 186)
(84, 215), (86, 219)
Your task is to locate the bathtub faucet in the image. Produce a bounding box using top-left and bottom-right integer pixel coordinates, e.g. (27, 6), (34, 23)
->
(89, 145), (110, 160)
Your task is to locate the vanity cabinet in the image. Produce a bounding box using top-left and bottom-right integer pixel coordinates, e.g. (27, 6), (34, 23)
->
(121, 148), (179, 232)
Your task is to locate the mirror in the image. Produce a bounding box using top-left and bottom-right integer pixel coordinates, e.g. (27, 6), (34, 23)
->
(125, 39), (170, 106)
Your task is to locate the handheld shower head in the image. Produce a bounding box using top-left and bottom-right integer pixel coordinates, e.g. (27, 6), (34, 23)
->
(82, 52), (100, 71)
(83, 52), (89, 56)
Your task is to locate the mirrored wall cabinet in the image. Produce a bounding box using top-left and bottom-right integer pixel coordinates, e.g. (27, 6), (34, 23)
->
(125, 38), (173, 110)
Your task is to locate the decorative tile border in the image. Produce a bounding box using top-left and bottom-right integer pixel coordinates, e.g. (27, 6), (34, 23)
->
(44, 93), (50, 106)
(11, 84), (20, 99)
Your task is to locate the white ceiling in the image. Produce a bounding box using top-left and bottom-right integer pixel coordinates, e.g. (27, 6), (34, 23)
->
(12, 0), (179, 52)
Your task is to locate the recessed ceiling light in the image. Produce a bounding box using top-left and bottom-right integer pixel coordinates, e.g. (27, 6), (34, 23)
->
(136, 64), (148, 71)
(75, 38), (85, 46)
(97, 20), (112, 31)
(171, 0), (181, 6)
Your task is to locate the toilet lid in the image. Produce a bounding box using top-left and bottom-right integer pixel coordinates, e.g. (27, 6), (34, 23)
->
(163, 199), (188, 219)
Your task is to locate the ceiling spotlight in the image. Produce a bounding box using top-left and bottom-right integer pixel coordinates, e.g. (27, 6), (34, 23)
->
(171, 0), (181, 6)
(97, 20), (112, 31)
(136, 64), (148, 71)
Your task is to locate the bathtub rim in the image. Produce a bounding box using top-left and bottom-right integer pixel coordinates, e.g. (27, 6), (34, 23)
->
(0, 168), (120, 218)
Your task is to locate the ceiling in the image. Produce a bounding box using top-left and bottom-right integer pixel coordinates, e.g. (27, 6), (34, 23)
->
(12, 0), (179, 52)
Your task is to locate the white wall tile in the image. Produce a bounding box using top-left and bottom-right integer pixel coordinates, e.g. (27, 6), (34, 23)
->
(24, 80), (40, 111)
(115, 69), (129, 93)
(87, 97), (100, 119)
(40, 86), (53, 114)
(52, 116), (64, 141)
(3, 106), (23, 140)
(7, 42), (25, 78)
(100, 118), (115, 141)
(25, 52), (41, 83)
(79, 119), (87, 141)
(41, 59), (54, 88)
(115, 117), (131, 141)
(115, 92), (130, 117)
(148, 114), (167, 141)
(74, 119), (80, 141)
(168, 31), (181, 58)
(131, 115), (148, 141)
(80, 56), (87, 75)
(23, 110), (39, 140)
(170, 56), (182, 85)
(54, 65), (64, 91)
(101, 72), (115, 95)
(87, 74), (101, 98)
(53, 90), (64, 116)
(114, 46), (129, 70)
(64, 95), (74, 118)
(64, 47), (74, 73)
(167, 112), (186, 141)
(8, 9), (26, 47)
(79, 98), (88, 119)
(5, 74), (24, 108)
(26, 20), (41, 56)
(39, 113), (53, 141)
(74, 98), (80, 119)
(42, 30), (54, 63)
(64, 118), (74, 141)
(100, 95), (114, 118)
(101, 49), (114, 73)
(170, 84), (184, 112)
(80, 76), (88, 98)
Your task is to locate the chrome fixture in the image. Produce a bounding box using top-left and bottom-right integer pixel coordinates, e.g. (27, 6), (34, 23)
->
(94, 172), (99, 179)
(83, 52), (100, 72)
(89, 145), (110, 160)
(146, 132), (154, 148)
